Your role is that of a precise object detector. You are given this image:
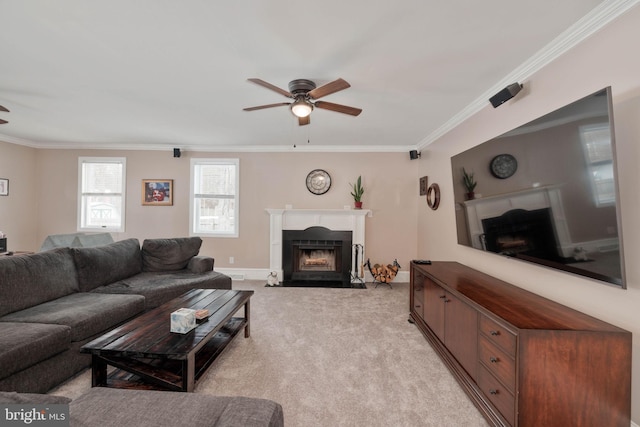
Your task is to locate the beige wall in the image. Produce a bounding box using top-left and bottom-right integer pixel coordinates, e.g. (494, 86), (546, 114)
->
(0, 146), (419, 271)
(0, 142), (38, 250)
(418, 8), (640, 423)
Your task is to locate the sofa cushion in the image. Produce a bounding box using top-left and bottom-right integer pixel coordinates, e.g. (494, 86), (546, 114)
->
(93, 270), (232, 310)
(0, 323), (71, 380)
(0, 293), (145, 342)
(142, 237), (202, 272)
(72, 238), (142, 292)
(0, 248), (79, 317)
(69, 388), (284, 427)
(0, 341), (90, 394)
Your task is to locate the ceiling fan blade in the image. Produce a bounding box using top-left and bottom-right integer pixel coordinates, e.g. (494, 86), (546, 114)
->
(243, 102), (291, 111)
(247, 78), (293, 98)
(298, 116), (310, 126)
(308, 78), (350, 100)
(314, 101), (362, 116)
(0, 105), (9, 112)
(0, 118), (7, 124)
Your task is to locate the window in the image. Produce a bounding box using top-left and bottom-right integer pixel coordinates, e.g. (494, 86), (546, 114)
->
(580, 124), (615, 207)
(78, 157), (126, 232)
(190, 158), (239, 237)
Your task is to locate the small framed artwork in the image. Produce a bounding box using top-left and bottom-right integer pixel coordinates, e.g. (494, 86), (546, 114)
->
(0, 178), (8, 196)
(142, 179), (173, 206)
(419, 176), (428, 196)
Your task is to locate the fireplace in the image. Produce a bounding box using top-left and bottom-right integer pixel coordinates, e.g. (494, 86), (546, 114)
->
(267, 208), (371, 285)
(482, 208), (561, 261)
(282, 226), (352, 287)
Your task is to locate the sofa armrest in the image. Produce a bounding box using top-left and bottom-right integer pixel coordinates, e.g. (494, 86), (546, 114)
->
(187, 256), (214, 273)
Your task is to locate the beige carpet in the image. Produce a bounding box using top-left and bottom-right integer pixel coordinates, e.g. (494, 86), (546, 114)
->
(51, 281), (489, 426)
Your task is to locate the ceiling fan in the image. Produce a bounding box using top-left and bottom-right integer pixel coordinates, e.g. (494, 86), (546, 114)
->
(243, 78), (362, 126)
(0, 105), (8, 125)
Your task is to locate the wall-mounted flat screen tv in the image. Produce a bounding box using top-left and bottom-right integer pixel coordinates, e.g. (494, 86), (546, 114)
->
(451, 87), (625, 288)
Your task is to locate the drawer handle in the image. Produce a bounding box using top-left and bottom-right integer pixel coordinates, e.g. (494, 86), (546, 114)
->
(439, 295), (446, 299)
(489, 389), (499, 395)
(489, 357), (499, 363)
(490, 330), (500, 336)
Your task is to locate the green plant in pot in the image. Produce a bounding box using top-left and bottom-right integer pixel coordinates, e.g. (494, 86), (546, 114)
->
(350, 175), (365, 209)
(462, 168), (477, 200)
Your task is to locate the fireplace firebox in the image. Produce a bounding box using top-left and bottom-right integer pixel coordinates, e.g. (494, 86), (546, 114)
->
(282, 226), (352, 287)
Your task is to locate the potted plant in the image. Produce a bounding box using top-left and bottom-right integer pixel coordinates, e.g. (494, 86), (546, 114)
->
(350, 175), (365, 209)
(462, 168), (477, 200)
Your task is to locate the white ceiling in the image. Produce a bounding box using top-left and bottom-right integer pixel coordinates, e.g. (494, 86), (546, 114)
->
(0, 0), (630, 153)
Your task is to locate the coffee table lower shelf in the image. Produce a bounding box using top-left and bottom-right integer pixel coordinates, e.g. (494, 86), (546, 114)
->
(93, 317), (246, 392)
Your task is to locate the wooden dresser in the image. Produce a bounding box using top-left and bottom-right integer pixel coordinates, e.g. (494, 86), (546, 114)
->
(410, 261), (631, 427)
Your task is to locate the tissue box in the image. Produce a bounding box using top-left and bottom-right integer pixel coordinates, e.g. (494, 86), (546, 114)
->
(170, 308), (197, 334)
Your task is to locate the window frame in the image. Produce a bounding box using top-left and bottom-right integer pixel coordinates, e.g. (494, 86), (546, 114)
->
(77, 156), (127, 233)
(190, 158), (240, 238)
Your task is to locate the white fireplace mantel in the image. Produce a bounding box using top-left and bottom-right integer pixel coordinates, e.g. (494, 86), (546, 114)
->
(266, 208), (372, 281)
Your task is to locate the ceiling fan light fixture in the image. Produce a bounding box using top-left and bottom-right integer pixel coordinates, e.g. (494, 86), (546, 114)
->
(290, 98), (313, 118)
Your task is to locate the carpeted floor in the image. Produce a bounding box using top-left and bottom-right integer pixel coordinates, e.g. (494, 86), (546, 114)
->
(51, 280), (489, 426)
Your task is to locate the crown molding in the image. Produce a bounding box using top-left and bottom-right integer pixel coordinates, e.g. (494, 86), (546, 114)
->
(0, 135), (413, 154)
(417, 0), (640, 150)
(0, 133), (43, 148)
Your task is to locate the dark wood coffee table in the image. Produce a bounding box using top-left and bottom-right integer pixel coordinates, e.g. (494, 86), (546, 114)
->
(81, 288), (253, 392)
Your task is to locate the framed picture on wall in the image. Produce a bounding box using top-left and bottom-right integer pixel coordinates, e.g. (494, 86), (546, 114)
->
(0, 178), (8, 196)
(419, 176), (428, 196)
(142, 179), (173, 206)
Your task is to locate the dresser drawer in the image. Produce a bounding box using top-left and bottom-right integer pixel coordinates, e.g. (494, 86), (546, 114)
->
(478, 336), (515, 393)
(478, 364), (515, 426)
(479, 314), (516, 355)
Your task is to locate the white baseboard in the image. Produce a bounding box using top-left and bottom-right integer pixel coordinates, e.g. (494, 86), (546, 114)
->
(217, 268), (410, 284)
(217, 268), (271, 281)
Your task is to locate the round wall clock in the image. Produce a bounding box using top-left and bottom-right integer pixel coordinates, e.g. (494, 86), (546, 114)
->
(306, 169), (331, 195)
(490, 154), (518, 179)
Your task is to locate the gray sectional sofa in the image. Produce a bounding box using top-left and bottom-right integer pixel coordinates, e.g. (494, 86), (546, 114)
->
(0, 388), (285, 427)
(0, 237), (231, 393)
